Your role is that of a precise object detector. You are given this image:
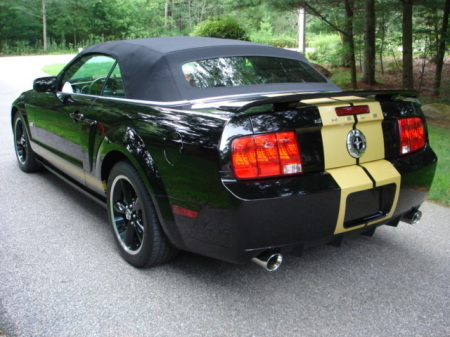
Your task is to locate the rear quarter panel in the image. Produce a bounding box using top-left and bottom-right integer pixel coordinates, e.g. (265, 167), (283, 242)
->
(89, 98), (229, 245)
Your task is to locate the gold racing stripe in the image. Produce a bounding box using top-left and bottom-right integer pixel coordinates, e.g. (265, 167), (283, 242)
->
(327, 165), (373, 234)
(313, 101), (356, 169)
(356, 101), (385, 163)
(312, 98), (399, 234)
(327, 160), (401, 234)
(32, 142), (85, 182)
(360, 160), (400, 227)
(313, 98), (386, 169)
(85, 174), (107, 193)
(31, 142), (106, 193)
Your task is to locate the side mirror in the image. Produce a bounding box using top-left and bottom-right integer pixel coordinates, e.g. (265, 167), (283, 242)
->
(33, 76), (58, 93)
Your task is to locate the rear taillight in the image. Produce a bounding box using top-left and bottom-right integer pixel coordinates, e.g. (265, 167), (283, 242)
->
(398, 117), (426, 155)
(231, 131), (302, 179)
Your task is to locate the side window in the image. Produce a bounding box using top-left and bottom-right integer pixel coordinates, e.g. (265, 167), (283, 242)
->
(61, 55), (125, 97)
(103, 63), (126, 98)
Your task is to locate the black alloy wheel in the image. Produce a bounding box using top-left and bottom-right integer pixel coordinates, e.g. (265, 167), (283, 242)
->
(107, 161), (178, 268)
(13, 113), (41, 172)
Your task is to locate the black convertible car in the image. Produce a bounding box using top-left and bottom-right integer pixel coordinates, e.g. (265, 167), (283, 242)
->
(12, 37), (437, 270)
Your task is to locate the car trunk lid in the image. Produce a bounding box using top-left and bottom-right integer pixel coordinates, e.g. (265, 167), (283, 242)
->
(219, 90), (419, 234)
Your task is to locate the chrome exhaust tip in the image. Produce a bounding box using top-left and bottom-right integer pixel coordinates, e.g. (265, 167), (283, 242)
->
(251, 252), (283, 271)
(402, 210), (422, 225)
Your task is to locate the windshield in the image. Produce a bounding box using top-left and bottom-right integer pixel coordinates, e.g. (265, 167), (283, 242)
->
(182, 56), (327, 89)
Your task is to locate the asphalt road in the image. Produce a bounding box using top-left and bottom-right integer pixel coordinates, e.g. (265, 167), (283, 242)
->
(1, 55), (449, 337)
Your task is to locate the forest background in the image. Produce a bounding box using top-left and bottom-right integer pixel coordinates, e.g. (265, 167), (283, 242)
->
(0, 0), (449, 204)
(1, 0), (449, 95)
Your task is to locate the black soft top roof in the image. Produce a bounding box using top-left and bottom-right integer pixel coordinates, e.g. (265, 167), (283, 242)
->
(78, 37), (339, 102)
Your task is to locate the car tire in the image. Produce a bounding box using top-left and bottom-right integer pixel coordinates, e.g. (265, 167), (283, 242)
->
(107, 161), (178, 268)
(13, 112), (41, 172)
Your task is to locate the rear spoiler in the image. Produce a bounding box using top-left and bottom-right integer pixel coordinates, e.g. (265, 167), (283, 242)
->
(226, 89), (418, 113)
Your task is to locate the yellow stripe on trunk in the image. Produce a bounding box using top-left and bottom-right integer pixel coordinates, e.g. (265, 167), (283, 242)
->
(360, 160), (401, 226)
(327, 165), (373, 234)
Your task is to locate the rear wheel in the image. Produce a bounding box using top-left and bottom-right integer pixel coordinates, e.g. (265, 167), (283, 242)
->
(13, 113), (41, 172)
(107, 161), (178, 268)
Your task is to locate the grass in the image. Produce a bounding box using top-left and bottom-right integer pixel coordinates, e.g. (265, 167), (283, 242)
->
(42, 63), (66, 76)
(427, 125), (450, 206)
(328, 68), (352, 87)
(42, 60), (116, 78)
(329, 67), (389, 90)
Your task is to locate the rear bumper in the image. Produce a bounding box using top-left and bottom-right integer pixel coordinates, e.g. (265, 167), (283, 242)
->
(170, 147), (437, 264)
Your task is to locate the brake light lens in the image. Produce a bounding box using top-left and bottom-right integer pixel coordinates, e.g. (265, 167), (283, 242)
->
(398, 117), (426, 155)
(335, 105), (370, 116)
(232, 131), (302, 179)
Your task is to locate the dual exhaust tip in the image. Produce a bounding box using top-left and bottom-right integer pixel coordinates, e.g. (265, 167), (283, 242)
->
(402, 210), (422, 225)
(251, 251), (283, 271)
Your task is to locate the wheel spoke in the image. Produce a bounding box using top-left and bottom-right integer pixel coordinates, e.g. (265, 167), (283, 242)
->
(134, 220), (144, 237)
(16, 123), (23, 137)
(114, 216), (126, 233)
(121, 179), (134, 205)
(124, 222), (135, 246)
(14, 122), (27, 163)
(17, 147), (25, 160)
(114, 201), (127, 214)
(132, 197), (142, 212)
(21, 136), (28, 148)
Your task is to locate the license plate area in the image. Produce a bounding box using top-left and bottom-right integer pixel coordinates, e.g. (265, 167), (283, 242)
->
(344, 183), (396, 228)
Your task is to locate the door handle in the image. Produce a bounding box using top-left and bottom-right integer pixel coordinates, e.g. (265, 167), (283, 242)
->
(70, 111), (84, 123)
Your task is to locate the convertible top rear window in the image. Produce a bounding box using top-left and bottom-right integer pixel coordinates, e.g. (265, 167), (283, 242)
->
(76, 36), (340, 101)
(182, 56), (327, 89)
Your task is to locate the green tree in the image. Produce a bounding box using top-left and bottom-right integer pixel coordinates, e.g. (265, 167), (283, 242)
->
(190, 17), (249, 40)
(343, 0), (357, 89)
(401, 0), (414, 90)
(1, 0), (448, 96)
(51, 0), (93, 46)
(257, 0), (379, 72)
(1, 0), (46, 51)
(361, 0), (377, 85)
(434, 0), (450, 96)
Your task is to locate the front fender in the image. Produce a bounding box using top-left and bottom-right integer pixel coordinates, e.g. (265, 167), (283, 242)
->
(11, 94), (28, 127)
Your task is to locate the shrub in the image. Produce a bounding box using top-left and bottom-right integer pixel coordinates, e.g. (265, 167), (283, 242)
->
(190, 18), (249, 41)
(306, 34), (343, 67)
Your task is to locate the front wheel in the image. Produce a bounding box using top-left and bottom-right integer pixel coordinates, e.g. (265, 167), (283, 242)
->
(13, 112), (41, 172)
(107, 161), (178, 268)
